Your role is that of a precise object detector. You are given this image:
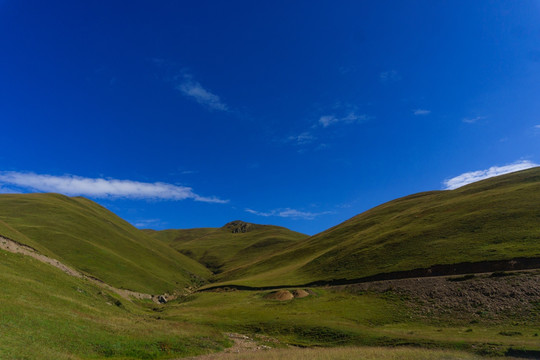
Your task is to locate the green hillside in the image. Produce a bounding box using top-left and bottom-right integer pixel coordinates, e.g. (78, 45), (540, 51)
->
(145, 221), (308, 275)
(0, 249), (226, 360)
(0, 193), (211, 294)
(210, 167), (540, 287)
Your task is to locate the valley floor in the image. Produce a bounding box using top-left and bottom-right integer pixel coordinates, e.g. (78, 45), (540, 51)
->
(2, 239), (539, 359)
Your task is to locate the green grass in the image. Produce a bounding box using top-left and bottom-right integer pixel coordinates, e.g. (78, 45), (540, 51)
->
(0, 193), (211, 294)
(146, 222), (307, 275)
(162, 288), (540, 356)
(0, 249), (227, 360)
(2, 169), (540, 359)
(209, 167), (540, 287)
(194, 346), (488, 360)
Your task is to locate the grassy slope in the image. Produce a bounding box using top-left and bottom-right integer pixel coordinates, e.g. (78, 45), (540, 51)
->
(0, 249), (227, 360)
(0, 193), (211, 293)
(166, 286), (540, 356)
(146, 223), (308, 275)
(211, 168), (540, 287)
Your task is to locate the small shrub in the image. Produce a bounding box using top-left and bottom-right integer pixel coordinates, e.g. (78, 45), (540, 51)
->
(498, 331), (522, 336)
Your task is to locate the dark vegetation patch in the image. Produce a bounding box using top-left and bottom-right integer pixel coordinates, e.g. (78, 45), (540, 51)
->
(499, 331), (522, 336)
(338, 270), (540, 324)
(447, 274), (476, 282)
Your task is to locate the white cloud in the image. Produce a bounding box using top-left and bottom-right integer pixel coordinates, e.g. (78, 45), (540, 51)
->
(414, 109), (431, 115)
(176, 75), (228, 111)
(319, 115), (339, 127)
(288, 132), (316, 145)
(380, 70), (401, 83)
(534, 124), (540, 129)
(133, 219), (164, 228)
(462, 116), (486, 124)
(443, 160), (538, 190)
(0, 171), (227, 203)
(245, 207), (332, 220)
(318, 112), (368, 128)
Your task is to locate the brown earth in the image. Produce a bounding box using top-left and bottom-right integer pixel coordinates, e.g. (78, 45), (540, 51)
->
(182, 333), (279, 360)
(292, 289), (310, 298)
(265, 290), (294, 301)
(336, 270), (540, 323)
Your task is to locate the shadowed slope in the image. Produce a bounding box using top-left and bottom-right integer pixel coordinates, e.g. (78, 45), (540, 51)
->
(210, 167), (540, 287)
(0, 193), (211, 293)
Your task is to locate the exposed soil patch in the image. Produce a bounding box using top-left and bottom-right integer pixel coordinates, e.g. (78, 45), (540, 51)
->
(265, 290), (294, 301)
(337, 270), (540, 323)
(0, 235), (170, 303)
(292, 289), (310, 298)
(264, 289), (311, 301)
(183, 333), (278, 359)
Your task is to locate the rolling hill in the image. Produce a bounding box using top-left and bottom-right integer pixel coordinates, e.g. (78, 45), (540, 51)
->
(144, 220), (308, 275)
(207, 167), (540, 287)
(0, 193), (211, 294)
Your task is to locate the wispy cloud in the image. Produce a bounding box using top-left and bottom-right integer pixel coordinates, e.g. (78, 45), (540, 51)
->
(245, 207), (332, 220)
(318, 112), (369, 128)
(176, 74), (228, 111)
(442, 160), (538, 190)
(132, 218), (166, 228)
(288, 132), (316, 145)
(0, 171), (227, 203)
(413, 109), (431, 115)
(534, 124), (540, 129)
(380, 70), (401, 83)
(462, 116), (486, 124)
(319, 115), (339, 128)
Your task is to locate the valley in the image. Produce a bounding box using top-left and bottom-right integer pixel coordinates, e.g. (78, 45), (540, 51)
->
(0, 168), (539, 359)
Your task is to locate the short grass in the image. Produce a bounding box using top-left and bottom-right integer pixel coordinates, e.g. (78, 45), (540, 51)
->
(211, 167), (540, 287)
(198, 346), (487, 360)
(146, 223), (307, 275)
(0, 193), (211, 294)
(0, 249), (227, 360)
(162, 288), (540, 357)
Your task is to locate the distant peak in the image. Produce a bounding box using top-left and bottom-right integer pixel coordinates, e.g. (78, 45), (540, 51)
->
(222, 220), (258, 234)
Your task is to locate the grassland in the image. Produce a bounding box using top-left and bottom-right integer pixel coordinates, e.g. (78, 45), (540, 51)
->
(193, 346), (487, 360)
(0, 193), (211, 294)
(162, 283), (540, 357)
(1, 169), (540, 359)
(145, 221), (307, 275)
(209, 167), (540, 287)
(0, 249), (227, 360)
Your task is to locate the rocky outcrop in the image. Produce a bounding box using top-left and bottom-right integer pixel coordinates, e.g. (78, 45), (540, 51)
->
(222, 221), (258, 234)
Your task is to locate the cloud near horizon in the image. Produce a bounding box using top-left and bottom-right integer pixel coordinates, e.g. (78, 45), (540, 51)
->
(177, 74), (228, 111)
(0, 171), (228, 203)
(442, 160), (538, 190)
(245, 207), (332, 220)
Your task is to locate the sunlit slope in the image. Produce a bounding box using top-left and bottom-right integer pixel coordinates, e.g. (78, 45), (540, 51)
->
(0, 193), (211, 293)
(0, 249), (224, 360)
(146, 221), (308, 275)
(214, 167), (540, 287)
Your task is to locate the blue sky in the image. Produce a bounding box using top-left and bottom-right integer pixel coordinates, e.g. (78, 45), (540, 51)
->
(1, 1), (539, 235)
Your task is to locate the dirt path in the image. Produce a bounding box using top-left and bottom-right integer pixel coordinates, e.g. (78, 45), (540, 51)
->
(0, 235), (159, 302)
(182, 333), (275, 360)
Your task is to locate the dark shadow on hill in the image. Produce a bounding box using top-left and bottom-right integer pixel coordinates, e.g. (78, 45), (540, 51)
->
(201, 257), (540, 291)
